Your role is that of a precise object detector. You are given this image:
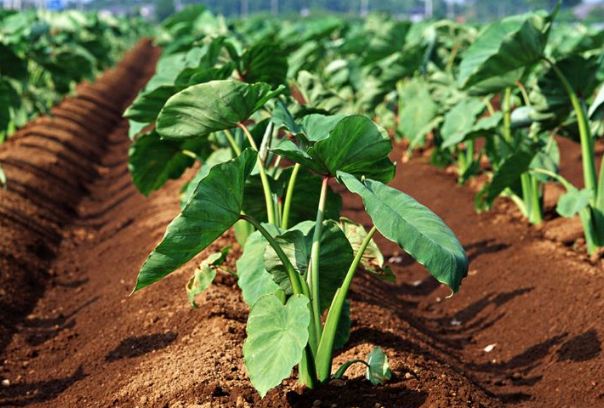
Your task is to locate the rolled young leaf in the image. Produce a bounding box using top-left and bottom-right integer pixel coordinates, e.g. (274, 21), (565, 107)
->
(338, 172), (468, 292)
(366, 347), (392, 385)
(156, 80), (284, 140)
(243, 294), (310, 398)
(133, 149), (257, 292)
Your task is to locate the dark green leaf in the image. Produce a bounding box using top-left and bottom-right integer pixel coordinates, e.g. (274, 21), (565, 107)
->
(477, 150), (537, 210)
(272, 115), (395, 183)
(338, 172), (467, 292)
(240, 41), (289, 87)
(181, 148), (233, 208)
(458, 9), (556, 93)
(128, 131), (203, 196)
(264, 220), (353, 311)
(157, 80), (284, 140)
(125, 86), (176, 123)
(133, 149), (257, 292)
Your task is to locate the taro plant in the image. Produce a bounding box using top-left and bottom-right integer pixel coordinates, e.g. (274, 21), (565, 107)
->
(456, 3), (604, 253)
(455, 6), (560, 226)
(131, 78), (468, 397)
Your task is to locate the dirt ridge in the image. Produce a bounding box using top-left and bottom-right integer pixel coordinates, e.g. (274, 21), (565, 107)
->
(0, 39), (160, 357)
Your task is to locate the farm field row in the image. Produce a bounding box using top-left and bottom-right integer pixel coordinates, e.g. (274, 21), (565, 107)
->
(1, 3), (604, 408)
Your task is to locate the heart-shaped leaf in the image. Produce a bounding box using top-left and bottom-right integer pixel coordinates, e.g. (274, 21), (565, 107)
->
(557, 187), (593, 218)
(458, 9), (556, 94)
(157, 80), (284, 140)
(239, 41), (289, 87)
(338, 172), (467, 292)
(243, 294), (310, 398)
(272, 115), (395, 183)
(133, 149), (257, 292)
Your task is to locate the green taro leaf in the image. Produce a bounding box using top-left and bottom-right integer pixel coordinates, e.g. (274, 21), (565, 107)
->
(398, 78), (438, 145)
(133, 149), (257, 292)
(264, 220), (353, 311)
(239, 41), (289, 87)
(366, 347), (392, 385)
(458, 9), (556, 94)
(532, 54), (602, 126)
(156, 80), (284, 140)
(237, 225), (283, 307)
(338, 172), (467, 292)
(0, 43), (26, 80)
(128, 131), (204, 196)
(181, 148), (233, 208)
(272, 115), (395, 183)
(125, 86), (176, 123)
(557, 187), (593, 218)
(440, 98), (486, 149)
(243, 294), (310, 398)
(477, 149), (537, 210)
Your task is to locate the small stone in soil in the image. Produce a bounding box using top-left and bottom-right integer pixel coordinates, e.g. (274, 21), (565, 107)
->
(2, 379), (9, 387)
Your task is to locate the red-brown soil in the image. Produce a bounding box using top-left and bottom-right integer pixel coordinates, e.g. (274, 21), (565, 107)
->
(0, 49), (603, 408)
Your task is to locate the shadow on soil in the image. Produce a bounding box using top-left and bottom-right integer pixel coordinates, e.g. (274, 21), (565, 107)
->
(287, 377), (428, 408)
(0, 366), (85, 407)
(24, 296), (100, 347)
(105, 331), (177, 361)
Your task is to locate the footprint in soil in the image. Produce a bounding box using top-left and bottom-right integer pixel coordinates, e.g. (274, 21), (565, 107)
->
(104, 332), (177, 361)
